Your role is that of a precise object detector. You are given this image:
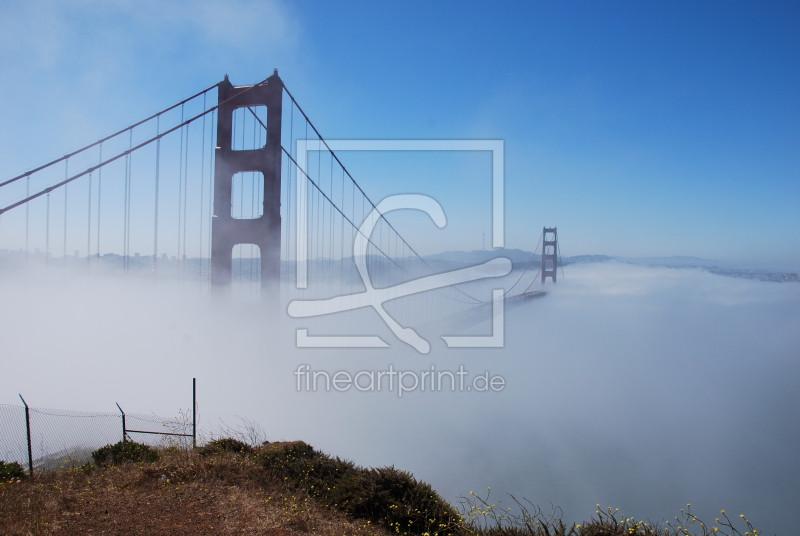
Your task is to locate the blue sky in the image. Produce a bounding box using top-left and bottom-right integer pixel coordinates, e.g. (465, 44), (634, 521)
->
(0, 0), (798, 268)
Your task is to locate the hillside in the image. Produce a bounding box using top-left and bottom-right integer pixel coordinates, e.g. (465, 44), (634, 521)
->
(0, 439), (765, 536)
(0, 442), (396, 536)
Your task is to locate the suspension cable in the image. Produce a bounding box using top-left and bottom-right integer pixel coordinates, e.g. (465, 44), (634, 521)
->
(281, 146), (402, 271)
(282, 146), (486, 305)
(281, 88), (431, 268)
(272, 107), (484, 303)
(1, 78), (271, 216)
(499, 229), (543, 297)
(0, 84), (219, 189)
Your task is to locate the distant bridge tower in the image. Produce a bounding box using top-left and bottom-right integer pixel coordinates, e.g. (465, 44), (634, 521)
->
(541, 227), (558, 284)
(211, 71), (283, 299)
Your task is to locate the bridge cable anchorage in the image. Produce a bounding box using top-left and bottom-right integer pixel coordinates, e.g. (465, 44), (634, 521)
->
(0, 84), (219, 190)
(281, 86), (487, 305)
(0, 78), (270, 217)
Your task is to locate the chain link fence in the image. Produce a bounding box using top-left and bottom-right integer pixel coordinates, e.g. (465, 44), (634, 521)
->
(0, 393), (195, 474)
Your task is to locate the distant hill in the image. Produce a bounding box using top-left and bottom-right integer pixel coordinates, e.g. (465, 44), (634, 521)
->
(615, 255), (737, 268)
(425, 248), (541, 265)
(422, 249), (613, 270)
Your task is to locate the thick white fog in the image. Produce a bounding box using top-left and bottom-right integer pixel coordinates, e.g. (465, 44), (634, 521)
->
(1, 261), (798, 535)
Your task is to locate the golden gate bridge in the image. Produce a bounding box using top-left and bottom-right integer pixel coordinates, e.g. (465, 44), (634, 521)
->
(0, 71), (559, 329)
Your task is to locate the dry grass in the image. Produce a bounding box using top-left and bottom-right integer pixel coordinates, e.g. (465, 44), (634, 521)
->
(0, 443), (392, 536)
(0, 442), (766, 536)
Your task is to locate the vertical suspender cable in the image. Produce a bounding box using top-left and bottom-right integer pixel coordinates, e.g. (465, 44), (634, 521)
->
(305, 119), (309, 291)
(127, 135), (133, 269)
(238, 110), (245, 287)
(351, 174), (355, 296)
(25, 176), (29, 273)
(199, 93), (206, 285)
(154, 115), (161, 273)
(97, 144), (102, 267)
(310, 181), (316, 295)
(63, 159), (69, 266)
(182, 122), (189, 276)
(284, 101), (292, 280)
(361, 194), (364, 283)
(340, 166), (345, 295)
(124, 142), (129, 270)
(251, 113), (258, 286)
(329, 153), (334, 295)
(45, 192), (50, 265)
(316, 135), (322, 293)
(153, 115), (161, 273)
(87, 172), (92, 269)
(177, 105), (184, 273)
(207, 109), (215, 290)
(124, 130), (132, 272)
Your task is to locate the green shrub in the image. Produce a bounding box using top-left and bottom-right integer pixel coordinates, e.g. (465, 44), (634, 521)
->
(199, 438), (254, 456)
(0, 460), (27, 480)
(91, 440), (159, 466)
(256, 442), (463, 536)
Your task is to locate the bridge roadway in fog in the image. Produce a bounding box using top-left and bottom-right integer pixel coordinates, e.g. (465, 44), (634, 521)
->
(419, 289), (547, 333)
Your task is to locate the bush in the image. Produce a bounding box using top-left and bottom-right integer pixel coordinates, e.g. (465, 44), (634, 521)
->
(256, 442), (463, 536)
(91, 440), (159, 466)
(199, 438), (254, 456)
(0, 460), (26, 481)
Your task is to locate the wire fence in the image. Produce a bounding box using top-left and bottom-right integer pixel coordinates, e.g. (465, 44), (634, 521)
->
(0, 398), (194, 474)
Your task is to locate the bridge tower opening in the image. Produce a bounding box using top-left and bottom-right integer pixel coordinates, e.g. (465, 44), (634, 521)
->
(211, 71), (283, 300)
(541, 227), (558, 284)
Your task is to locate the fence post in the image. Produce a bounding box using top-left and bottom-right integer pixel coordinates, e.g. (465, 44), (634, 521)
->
(192, 378), (196, 449)
(116, 403), (126, 443)
(18, 394), (33, 476)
